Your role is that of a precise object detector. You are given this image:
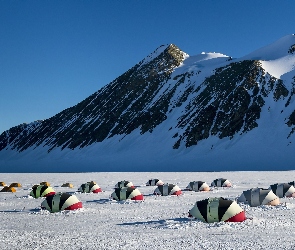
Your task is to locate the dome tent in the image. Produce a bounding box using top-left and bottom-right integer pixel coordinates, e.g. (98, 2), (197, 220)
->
(30, 185), (56, 198)
(189, 197), (246, 223)
(186, 181), (210, 192)
(146, 179), (164, 186)
(78, 182), (102, 193)
(269, 183), (295, 198)
(115, 180), (134, 188)
(0, 186), (16, 192)
(40, 182), (50, 186)
(111, 187), (144, 201)
(61, 183), (74, 188)
(9, 183), (22, 188)
(0, 182), (6, 186)
(237, 188), (280, 207)
(41, 193), (82, 213)
(211, 178), (231, 187)
(154, 183), (182, 196)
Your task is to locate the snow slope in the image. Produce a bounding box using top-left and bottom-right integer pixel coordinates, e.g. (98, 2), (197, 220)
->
(1, 171), (295, 249)
(243, 34), (295, 79)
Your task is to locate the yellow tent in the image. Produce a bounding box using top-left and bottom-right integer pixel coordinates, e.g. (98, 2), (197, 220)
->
(61, 183), (74, 188)
(0, 182), (6, 186)
(40, 182), (50, 186)
(1, 186), (16, 192)
(9, 183), (22, 187)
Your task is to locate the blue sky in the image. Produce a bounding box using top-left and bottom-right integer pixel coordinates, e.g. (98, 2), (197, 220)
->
(1, 1), (294, 134)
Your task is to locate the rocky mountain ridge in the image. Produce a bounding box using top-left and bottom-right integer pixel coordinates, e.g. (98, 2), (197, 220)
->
(1, 35), (295, 172)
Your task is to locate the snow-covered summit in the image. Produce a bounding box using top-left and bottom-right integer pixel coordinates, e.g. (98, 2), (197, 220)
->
(241, 35), (295, 78)
(180, 52), (230, 72)
(243, 34), (295, 61)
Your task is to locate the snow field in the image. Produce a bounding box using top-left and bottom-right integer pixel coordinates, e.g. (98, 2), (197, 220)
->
(1, 171), (295, 249)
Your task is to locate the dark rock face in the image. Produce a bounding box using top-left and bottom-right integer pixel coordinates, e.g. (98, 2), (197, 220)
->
(1, 44), (295, 156)
(0, 44), (188, 152)
(288, 44), (295, 54)
(172, 61), (288, 148)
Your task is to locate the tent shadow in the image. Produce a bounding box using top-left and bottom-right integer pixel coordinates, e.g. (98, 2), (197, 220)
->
(29, 208), (41, 212)
(0, 210), (23, 213)
(86, 199), (111, 204)
(117, 217), (190, 226)
(64, 191), (77, 195)
(143, 193), (157, 197)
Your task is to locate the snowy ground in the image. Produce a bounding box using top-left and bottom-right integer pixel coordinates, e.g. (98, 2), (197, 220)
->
(1, 171), (295, 250)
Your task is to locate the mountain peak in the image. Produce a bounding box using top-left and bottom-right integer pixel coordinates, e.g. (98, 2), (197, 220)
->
(138, 44), (188, 68)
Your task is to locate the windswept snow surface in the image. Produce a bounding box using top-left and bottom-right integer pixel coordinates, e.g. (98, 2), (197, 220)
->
(1, 171), (295, 249)
(179, 52), (230, 73)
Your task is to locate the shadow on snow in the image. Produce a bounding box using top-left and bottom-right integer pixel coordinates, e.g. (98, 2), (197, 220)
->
(86, 198), (111, 204)
(117, 217), (190, 226)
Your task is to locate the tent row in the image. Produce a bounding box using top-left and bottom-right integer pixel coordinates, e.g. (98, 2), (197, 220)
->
(0, 177), (231, 193)
(29, 185), (83, 213)
(3, 178), (295, 190)
(188, 184), (295, 222)
(0, 182), (22, 193)
(3, 181), (295, 222)
(237, 183), (295, 207)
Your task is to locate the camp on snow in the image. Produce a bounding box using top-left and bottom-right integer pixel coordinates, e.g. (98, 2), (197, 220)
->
(237, 188), (280, 207)
(186, 181), (210, 192)
(189, 197), (246, 223)
(111, 187), (144, 201)
(154, 183), (182, 196)
(41, 192), (82, 213)
(268, 183), (295, 198)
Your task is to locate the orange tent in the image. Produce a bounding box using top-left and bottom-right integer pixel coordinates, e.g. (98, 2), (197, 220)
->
(61, 183), (74, 188)
(9, 183), (22, 187)
(1, 186), (16, 192)
(40, 182), (50, 186)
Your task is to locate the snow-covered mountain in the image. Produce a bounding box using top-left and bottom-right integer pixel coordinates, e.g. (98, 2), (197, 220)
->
(1, 35), (295, 172)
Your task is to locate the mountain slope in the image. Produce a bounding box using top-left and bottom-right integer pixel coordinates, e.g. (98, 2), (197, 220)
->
(1, 35), (295, 172)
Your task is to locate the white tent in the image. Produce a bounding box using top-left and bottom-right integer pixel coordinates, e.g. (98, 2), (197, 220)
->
(111, 187), (144, 201)
(237, 188), (280, 207)
(189, 197), (246, 223)
(186, 181), (210, 192)
(154, 183), (182, 196)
